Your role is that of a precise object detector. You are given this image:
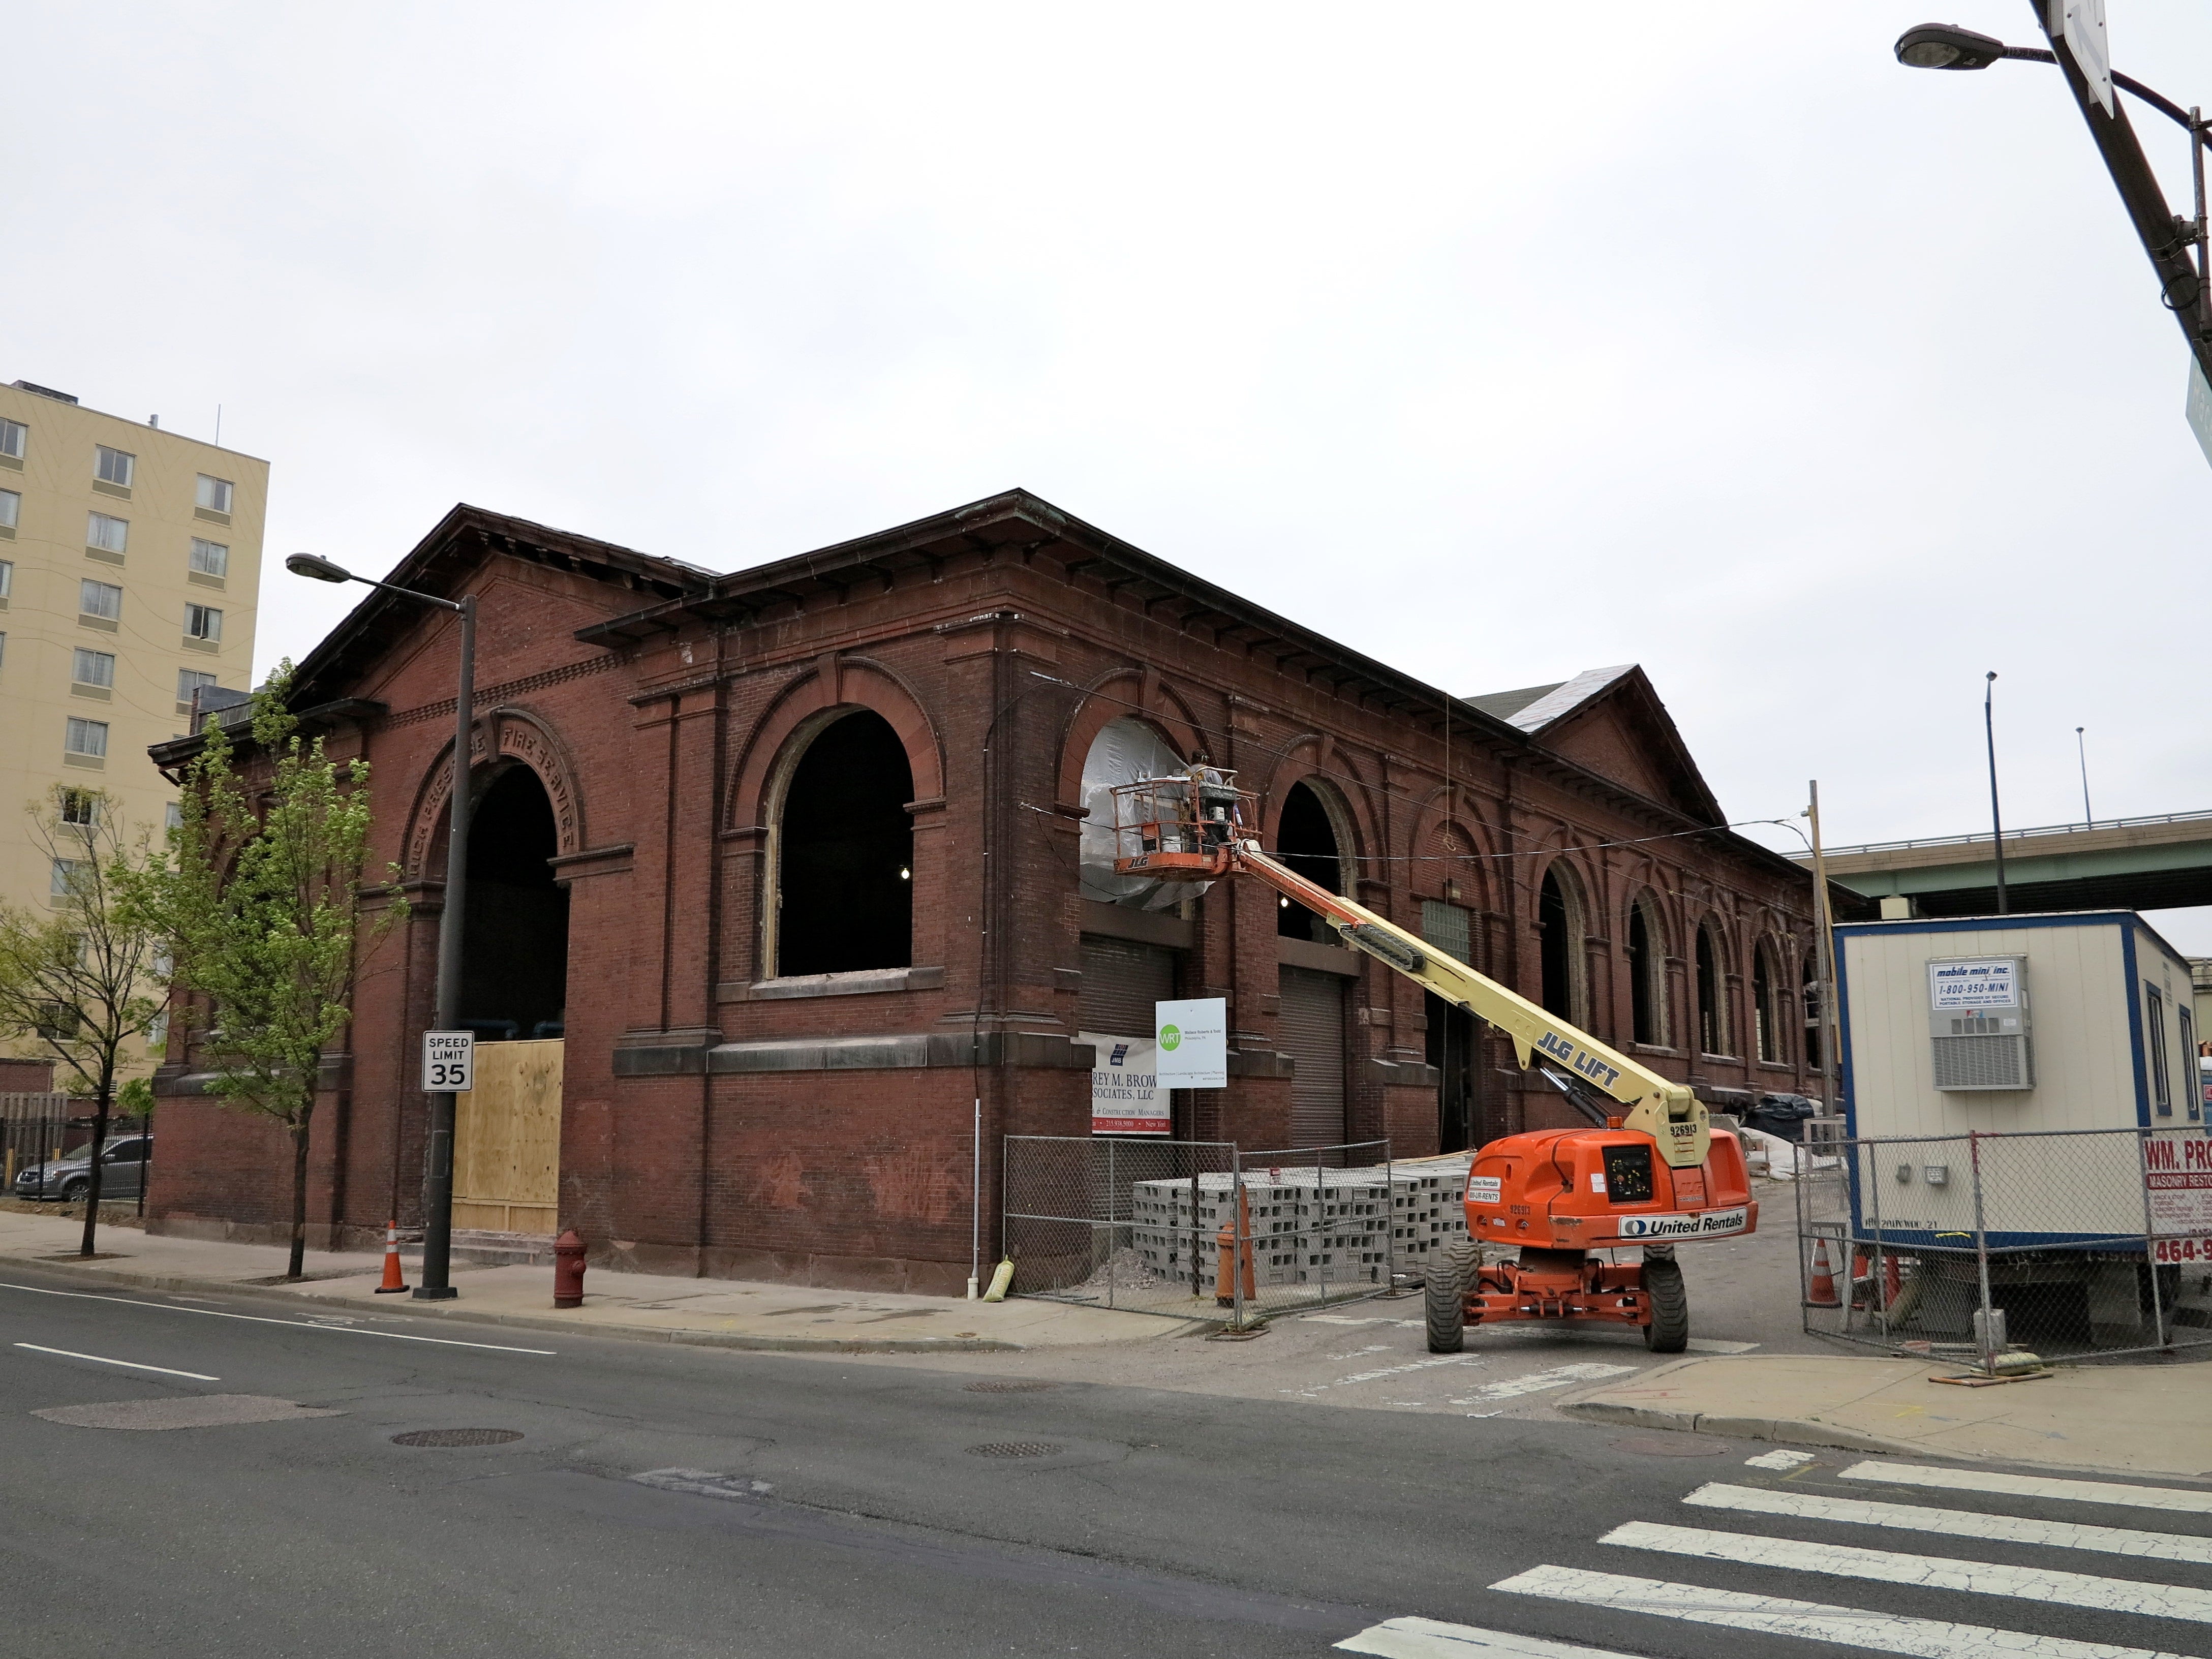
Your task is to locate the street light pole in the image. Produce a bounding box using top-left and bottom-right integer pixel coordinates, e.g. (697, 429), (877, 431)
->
(1984, 671), (2008, 916)
(2076, 725), (2093, 826)
(285, 554), (473, 1299)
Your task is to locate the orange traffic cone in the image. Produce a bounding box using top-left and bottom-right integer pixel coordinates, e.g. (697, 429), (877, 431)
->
(1805, 1237), (1841, 1308)
(374, 1220), (409, 1294)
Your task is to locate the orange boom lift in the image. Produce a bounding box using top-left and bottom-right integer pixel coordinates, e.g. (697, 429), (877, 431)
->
(1111, 770), (1755, 1353)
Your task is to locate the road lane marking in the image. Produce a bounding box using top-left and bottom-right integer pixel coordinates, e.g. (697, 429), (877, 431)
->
(1336, 1614), (1640, 1656)
(1742, 1448), (1816, 1470)
(1491, 1563), (2190, 1659)
(15, 1343), (218, 1380)
(1840, 1460), (2212, 1516)
(1602, 1519), (2212, 1623)
(1446, 1363), (1636, 1405)
(1281, 1354), (1484, 1396)
(1685, 1482), (2212, 1566)
(0, 1281), (555, 1355)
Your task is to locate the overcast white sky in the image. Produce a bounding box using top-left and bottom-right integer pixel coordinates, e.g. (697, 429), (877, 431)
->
(13, 4), (2210, 942)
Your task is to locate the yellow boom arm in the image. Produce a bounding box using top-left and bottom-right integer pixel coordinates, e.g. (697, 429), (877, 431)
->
(1237, 843), (1708, 1167)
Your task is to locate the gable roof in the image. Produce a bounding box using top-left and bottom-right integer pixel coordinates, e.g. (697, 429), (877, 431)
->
(1464, 682), (1565, 723)
(1466, 663), (1724, 826)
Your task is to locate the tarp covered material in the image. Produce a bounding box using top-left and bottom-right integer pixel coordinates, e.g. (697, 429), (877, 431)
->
(1079, 716), (1211, 910)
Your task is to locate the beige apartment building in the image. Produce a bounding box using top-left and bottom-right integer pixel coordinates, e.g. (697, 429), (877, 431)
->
(0, 378), (265, 1061)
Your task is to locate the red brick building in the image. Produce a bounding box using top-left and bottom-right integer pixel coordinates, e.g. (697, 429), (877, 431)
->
(147, 493), (1820, 1291)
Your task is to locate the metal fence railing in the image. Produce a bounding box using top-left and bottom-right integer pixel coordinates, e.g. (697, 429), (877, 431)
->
(2, 1094), (151, 1210)
(1002, 1136), (1467, 1328)
(1796, 1125), (2212, 1371)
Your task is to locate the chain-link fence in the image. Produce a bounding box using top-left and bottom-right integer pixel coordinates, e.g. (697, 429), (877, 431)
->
(1797, 1125), (2212, 1371)
(1003, 1136), (1473, 1327)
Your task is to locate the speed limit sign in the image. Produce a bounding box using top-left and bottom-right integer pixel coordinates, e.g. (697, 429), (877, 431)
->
(422, 1031), (475, 1092)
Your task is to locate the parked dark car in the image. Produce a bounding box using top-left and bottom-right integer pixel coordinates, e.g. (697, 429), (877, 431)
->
(12, 1134), (152, 1202)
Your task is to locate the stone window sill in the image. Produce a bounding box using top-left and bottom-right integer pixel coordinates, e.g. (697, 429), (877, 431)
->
(721, 965), (946, 1003)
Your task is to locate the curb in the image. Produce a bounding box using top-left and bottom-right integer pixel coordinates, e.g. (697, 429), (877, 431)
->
(1559, 1398), (1926, 1456)
(0, 1254), (1188, 1354)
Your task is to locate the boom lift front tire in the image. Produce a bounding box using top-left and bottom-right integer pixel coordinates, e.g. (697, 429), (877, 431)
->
(1642, 1253), (1688, 1353)
(1424, 1250), (1470, 1353)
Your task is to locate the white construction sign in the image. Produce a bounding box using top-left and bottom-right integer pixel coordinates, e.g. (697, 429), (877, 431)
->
(1083, 1032), (1169, 1136)
(1927, 959), (2019, 1011)
(421, 1030), (475, 1093)
(1154, 998), (1227, 1089)
(2146, 1130), (2212, 1236)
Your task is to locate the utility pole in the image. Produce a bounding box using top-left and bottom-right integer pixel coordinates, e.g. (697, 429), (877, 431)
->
(2075, 726), (2093, 826)
(1807, 781), (1841, 1114)
(1985, 672), (2008, 915)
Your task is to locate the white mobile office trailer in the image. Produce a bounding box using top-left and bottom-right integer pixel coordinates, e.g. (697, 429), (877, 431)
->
(1836, 911), (2207, 1252)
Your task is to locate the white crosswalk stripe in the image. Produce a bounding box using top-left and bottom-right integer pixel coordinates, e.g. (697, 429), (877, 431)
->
(1840, 1460), (2212, 1516)
(1684, 1480), (2212, 1566)
(1601, 1519), (2212, 1623)
(1487, 1563), (2196, 1659)
(1355, 1457), (2212, 1659)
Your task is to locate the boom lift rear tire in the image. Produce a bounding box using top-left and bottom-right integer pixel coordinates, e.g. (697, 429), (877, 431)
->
(1424, 1252), (1469, 1354)
(1642, 1254), (1688, 1353)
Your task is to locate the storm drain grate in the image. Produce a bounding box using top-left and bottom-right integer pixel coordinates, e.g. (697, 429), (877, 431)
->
(391, 1427), (524, 1448)
(964, 1380), (1061, 1394)
(967, 1441), (1063, 1459)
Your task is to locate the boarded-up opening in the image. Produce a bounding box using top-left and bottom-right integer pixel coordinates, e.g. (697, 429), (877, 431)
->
(453, 1038), (563, 1235)
(1280, 965), (1347, 1147)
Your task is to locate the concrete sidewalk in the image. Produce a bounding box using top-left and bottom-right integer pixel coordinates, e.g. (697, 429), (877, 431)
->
(0, 1208), (1202, 1352)
(1564, 1353), (2212, 1479)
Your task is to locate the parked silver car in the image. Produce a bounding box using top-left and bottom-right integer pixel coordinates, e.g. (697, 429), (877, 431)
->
(11, 1134), (152, 1202)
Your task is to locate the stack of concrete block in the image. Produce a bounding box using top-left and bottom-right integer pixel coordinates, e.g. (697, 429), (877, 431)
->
(1123, 1158), (1477, 1290)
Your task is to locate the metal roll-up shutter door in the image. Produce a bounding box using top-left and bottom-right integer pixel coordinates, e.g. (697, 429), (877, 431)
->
(1279, 965), (1347, 1148)
(1078, 935), (1178, 1038)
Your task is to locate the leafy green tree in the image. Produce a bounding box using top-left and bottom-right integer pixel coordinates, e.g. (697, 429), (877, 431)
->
(0, 785), (167, 1257)
(132, 666), (405, 1280)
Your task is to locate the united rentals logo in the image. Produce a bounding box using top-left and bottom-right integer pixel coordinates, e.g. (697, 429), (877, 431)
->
(1618, 1207), (1748, 1240)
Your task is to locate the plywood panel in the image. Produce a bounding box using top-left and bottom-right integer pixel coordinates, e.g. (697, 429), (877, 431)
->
(453, 1039), (563, 1235)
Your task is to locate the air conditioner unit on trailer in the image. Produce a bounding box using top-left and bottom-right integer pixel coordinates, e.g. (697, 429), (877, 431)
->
(1926, 955), (2032, 1091)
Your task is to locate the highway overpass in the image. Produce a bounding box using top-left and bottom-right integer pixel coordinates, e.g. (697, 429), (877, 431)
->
(1807, 809), (2212, 918)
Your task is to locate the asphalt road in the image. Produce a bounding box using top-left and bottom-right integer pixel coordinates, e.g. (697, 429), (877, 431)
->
(5, 1266), (2210, 1659)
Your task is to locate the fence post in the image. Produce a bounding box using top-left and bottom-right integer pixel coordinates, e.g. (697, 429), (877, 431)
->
(1232, 1149), (1247, 1333)
(2139, 1128), (2169, 1350)
(1315, 1148), (1329, 1306)
(1104, 1139), (1117, 1312)
(1385, 1140), (1396, 1294)
(1970, 1131), (1996, 1376)
(1864, 1134), (1887, 1338)
(1187, 1159), (1201, 1301)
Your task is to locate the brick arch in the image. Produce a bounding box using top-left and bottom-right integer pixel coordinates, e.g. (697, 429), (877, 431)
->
(1253, 735), (1379, 875)
(1052, 669), (1204, 810)
(727, 657), (944, 833)
(1406, 784), (1499, 912)
(403, 705), (585, 878)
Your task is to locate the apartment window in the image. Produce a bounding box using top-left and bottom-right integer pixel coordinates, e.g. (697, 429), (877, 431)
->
(146, 1009), (169, 1054)
(185, 602), (223, 642)
(189, 537), (229, 576)
(0, 488), (17, 528)
(178, 667), (217, 704)
(80, 579), (122, 620)
(196, 474), (234, 513)
(72, 648), (115, 688)
(165, 801), (183, 831)
(95, 446), (135, 487)
(86, 511), (129, 554)
(0, 418), (24, 459)
(2149, 985), (2173, 1116)
(50, 857), (84, 897)
(65, 717), (109, 758)
(2183, 1007), (2200, 1123)
(0, 560), (12, 597)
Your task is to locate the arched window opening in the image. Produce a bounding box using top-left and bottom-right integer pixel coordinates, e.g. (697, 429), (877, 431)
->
(1538, 866), (1584, 1024)
(1803, 950), (1825, 1074)
(1275, 781), (1343, 942)
(1753, 943), (1785, 1064)
(1695, 924), (1729, 1056)
(777, 711), (914, 976)
(459, 765), (569, 1040)
(1627, 897), (1665, 1047)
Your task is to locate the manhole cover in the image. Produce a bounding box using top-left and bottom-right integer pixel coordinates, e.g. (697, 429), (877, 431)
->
(967, 1441), (1063, 1458)
(1610, 1436), (1729, 1457)
(964, 1379), (1061, 1394)
(391, 1428), (524, 1448)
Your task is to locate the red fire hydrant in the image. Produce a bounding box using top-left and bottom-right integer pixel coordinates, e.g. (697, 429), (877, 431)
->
(553, 1228), (587, 1309)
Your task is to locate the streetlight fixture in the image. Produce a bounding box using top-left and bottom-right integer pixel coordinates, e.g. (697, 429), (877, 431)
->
(1894, 17), (2212, 378)
(1984, 671), (2008, 916)
(286, 551), (475, 1301)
